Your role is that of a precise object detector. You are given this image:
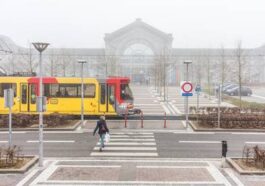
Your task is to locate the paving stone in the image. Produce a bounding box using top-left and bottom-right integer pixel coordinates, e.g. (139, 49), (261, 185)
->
(136, 167), (215, 182)
(48, 167), (120, 181)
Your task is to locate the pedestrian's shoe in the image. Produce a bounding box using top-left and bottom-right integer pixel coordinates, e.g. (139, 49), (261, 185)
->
(99, 148), (102, 152)
(103, 144), (105, 148)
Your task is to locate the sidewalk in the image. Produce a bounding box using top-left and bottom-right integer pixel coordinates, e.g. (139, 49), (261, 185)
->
(3, 159), (265, 186)
(15, 158), (236, 186)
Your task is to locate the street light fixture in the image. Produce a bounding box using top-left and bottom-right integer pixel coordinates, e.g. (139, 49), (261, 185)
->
(183, 60), (192, 129)
(32, 42), (49, 167)
(78, 60), (87, 128)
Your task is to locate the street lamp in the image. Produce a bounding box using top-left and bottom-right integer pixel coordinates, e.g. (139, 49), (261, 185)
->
(32, 42), (49, 167)
(78, 60), (87, 128)
(183, 60), (192, 129)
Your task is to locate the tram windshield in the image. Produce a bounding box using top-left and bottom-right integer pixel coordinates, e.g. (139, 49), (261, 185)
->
(120, 84), (133, 100)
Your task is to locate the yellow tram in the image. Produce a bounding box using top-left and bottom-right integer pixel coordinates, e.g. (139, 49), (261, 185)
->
(0, 76), (138, 116)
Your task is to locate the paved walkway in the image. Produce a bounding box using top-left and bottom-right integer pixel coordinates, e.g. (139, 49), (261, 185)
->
(16, 158), (234, 186)
(3, 158), (265, 185)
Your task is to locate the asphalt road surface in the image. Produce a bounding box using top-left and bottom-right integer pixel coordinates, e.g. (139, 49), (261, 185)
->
(1, 128), (264, 158)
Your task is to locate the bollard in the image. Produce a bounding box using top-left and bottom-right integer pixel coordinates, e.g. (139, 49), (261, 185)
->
(222, 140), (228, 157)
(124, 109), (128, 128)
(141, 111), (143, 128)
(164, 112), (167, 128)
(221, 140), (228, 168)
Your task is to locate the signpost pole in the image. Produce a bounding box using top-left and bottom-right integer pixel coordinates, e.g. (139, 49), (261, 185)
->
(8, 106), (12, 147)
(4, 89), (14, 147)
(197, 92), (199, 112)
(184, 60), (192, 129)
(218, 84), (221, 128)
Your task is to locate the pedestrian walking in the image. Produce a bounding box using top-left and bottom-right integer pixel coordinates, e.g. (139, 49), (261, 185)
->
(93, 116), (109, 152)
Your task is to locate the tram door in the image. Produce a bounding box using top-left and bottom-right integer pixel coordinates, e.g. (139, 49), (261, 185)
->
(20, 83), (28, 112)
(99, 83), (107, 113)
(29, 84), (37, 112)
(107, 84), (116, 113)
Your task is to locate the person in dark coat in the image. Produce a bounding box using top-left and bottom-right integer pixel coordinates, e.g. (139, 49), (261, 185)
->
(93, 116), (109, 152)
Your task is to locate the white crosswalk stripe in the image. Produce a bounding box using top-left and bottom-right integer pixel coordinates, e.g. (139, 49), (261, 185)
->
(90, 132), (158, 157)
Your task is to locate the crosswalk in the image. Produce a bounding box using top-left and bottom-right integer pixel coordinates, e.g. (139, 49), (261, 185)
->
(132, 86), (165, 115)
(90, 132), (158, 157)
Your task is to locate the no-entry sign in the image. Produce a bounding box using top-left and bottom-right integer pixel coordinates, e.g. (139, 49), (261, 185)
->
(180, 81), (193, 96)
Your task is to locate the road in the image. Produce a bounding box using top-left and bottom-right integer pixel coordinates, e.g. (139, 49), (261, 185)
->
(1, 85), (263, 159)
(1, 128), (264, 158)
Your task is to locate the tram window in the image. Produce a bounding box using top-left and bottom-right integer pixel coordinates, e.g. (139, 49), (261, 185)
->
(30, 84), (37, 104)
(84, 84), (95, 98)
(100, 84), (105, 104)
(45, 84), (95, 98)
(108, 85), (115, 104)
(48, 84), (59, 97)
(120, 84), (133, 100)
(0, 83), (17, 97)
(21, 85), (27, 104)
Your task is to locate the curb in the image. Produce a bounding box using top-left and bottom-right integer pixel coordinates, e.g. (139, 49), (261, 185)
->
(0, 121), (81, 132)
(0, 155), (38, 174)
(190, 121), (265, 133)
(226, 157), (265, 175)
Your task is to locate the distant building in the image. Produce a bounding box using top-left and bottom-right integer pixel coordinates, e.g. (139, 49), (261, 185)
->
(0, 19), (265, 85)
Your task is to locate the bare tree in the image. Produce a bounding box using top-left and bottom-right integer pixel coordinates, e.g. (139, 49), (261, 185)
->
(219, 45), (227, 99)
(235, 40), (245, 109)
(19, 43), (37, 73)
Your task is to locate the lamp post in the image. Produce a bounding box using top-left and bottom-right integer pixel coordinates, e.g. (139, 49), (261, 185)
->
(183, 60), (192, 129)
(78, 60), (87, 128)
(32, 42), (49, 167)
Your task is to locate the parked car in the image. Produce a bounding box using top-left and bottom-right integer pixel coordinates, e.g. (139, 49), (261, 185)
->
(226, 86), (252, 96)
(215, 83), (233, 93)
(222, 84), (238, 93)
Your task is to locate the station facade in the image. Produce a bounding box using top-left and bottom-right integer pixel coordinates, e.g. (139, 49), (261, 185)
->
(1, 19), (265, 85)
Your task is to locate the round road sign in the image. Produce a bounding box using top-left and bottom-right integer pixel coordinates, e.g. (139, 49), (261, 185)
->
(181, 82), (193, 93)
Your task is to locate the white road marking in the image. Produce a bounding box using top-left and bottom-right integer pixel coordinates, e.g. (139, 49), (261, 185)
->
(174, 132), (215, 134)
(93, 147), (157, 151)
(160, 102), (171, 114)
(27, 140), (75, 143)
(0, 131), (26, 134)
(169, 102), (182, 114)
(111, 132), (153, 135)
(90, 152), (158, 157)
(134, 103), (160, 106)
(110, 135), (154, 138)
(232, 132), (265, 135)
(0, 141), (8, 143)
(179, 141), (221, 144)
(59, 165), (121, 168)
(245, 142), (265, 144)
(109, 138), (155, 141)
(16, 169), (39, 186)
(224, 168), (244, 186)
(96, 142), (156, 146)
(137, 166), (207, 168)
(41, 181), (227, 185)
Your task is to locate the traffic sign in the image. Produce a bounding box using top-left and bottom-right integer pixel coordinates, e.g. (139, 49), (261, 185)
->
(195, 84), (202, 93)
(180, 81), (193, 96)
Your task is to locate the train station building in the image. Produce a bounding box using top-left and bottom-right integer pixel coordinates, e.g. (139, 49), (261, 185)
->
(1, 18), (265, 85)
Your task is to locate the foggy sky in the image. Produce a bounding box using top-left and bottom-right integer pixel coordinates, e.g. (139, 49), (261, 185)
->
(1, 0), (265, 48)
